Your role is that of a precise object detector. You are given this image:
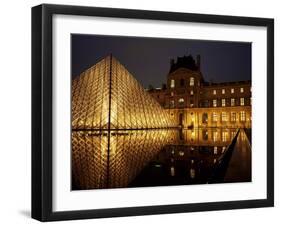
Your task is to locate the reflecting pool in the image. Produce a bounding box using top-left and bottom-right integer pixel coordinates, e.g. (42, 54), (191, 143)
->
(72, 128), (251, 190)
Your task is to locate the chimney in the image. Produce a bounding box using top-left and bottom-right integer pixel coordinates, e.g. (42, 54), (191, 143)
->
(170, 58), (175, 67)
(196, 55), (201, 70)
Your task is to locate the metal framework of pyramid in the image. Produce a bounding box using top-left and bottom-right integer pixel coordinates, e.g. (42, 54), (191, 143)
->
(72, 55), (177, 130)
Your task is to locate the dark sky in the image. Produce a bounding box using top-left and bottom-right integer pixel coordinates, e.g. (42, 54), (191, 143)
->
(72, 34), (251, 88)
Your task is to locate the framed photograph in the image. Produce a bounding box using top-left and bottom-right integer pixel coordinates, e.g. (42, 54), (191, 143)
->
(32, 4), (274, 221)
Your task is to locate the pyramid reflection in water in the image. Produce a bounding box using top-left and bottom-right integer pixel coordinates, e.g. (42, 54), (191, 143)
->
(72, 130), (178, 189)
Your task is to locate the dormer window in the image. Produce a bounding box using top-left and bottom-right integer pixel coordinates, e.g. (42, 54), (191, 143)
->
(170, 79), (175, 88)
(190, 77), (194, 86)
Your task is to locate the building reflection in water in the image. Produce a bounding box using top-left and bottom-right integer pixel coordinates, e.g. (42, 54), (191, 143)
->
(72, 128), (251, 190)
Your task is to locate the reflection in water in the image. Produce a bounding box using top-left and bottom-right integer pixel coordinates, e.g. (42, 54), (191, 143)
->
(72, 130), (177, 189)
(72, 128), (251, 190)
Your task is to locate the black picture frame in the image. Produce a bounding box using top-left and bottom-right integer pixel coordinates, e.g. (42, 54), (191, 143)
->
(32, 3), (274, 222)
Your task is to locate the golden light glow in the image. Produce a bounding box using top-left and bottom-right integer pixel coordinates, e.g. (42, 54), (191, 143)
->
(72, 130), (178, 189)
(72, 56), (177, 130)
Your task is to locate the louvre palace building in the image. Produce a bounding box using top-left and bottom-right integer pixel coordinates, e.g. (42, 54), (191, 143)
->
(148, 54), (251, 129)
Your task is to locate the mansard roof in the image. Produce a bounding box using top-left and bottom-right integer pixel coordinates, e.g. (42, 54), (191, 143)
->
(169, 54), (199, 73)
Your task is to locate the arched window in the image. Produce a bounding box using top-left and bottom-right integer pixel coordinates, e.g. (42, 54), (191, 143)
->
(190, 77), (194, 86)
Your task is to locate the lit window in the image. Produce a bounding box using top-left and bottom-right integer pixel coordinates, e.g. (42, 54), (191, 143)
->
(170, 100), (174, 108)
(240, 111), (246, 121)
(190, 77), (194, 86)
(170, 166), (175, 176)
(231, 98), (235, 106)
(240, 97), (245, 106)
(222, 99), (226, 107)
(170, 79), (175, 88)
(190, 90), (194, 95)
(231, 88), (235, 94)
(213, 99), (217, 107)
(230, 112), (236, 122)
(240, 87), (244, 93)
(213, 90), (216, 95)
(221, 112), (227, 122)
(213, 130), (218, 142)
(171, 92), (174, 96)
(212, 112), (218, 122)
(222, 131), (228, 142)
(222, 89), (225, 94)
(178, 98), (184, 103)
(214, 146), (218, 154)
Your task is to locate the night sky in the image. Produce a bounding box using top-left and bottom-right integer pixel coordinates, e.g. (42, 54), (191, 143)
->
(71, 34), (251, 88)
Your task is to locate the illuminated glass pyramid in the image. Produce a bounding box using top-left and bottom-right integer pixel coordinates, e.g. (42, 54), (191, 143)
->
(72, 55), (177, 130)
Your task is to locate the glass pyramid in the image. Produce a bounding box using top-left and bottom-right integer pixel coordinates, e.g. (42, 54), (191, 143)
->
(72, 55), (177, 130)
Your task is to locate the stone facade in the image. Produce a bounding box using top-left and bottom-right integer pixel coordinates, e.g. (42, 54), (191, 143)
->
(148, 54), (251, 128)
